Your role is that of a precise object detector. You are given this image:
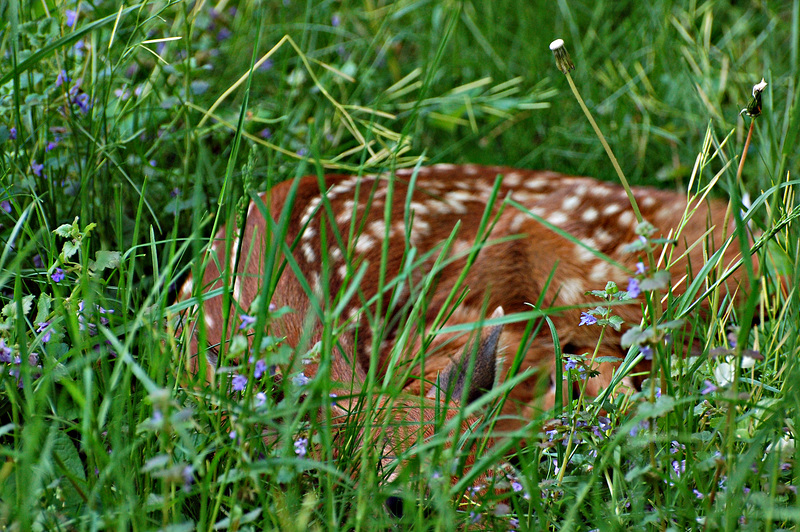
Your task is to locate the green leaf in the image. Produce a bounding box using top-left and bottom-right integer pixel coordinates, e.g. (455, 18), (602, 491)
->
(621, 326), (654, 347)
(62, 240), (80, 260)
(90, 250), (121, 272)
(640, 270), (671, 291)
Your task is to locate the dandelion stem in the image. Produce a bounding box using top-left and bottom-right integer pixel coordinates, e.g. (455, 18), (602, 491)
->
(563, 72), (644, 225)
(735, 118), (756, 183)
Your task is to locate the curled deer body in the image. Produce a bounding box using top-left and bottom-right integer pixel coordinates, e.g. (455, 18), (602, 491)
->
(176, 164), (744, 462)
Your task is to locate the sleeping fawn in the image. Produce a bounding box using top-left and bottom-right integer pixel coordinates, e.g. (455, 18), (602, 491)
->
(175, 164), (746, 460)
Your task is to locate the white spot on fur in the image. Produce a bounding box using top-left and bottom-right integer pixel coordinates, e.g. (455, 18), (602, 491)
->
(574, 244), (596, 262)
(302, 226), (317, 241)
(181, 278), (193, 297)
(432, 163), (457, 171)
(503, 172), (522, 187)
(369, 219), (387, 237)
(602, 203), (622, 216)
(641, 195), (657, 208)
(330, 247), (343, 262)
(445, 190), (474, 213)
(233, 278), (242, 301)
(618, 210), (635, 228)
(547, 211), (568, 225)
(589, 261), (611, 283)
(338, 264), (348, 279)
(582, 207), (599, 222)
(560, 278), (584, 304)
(204, 314), (215, 329)
(301, 242), (316, 263)
(311, 272), (322, 295)
(510, 212), (528, 232)
(524, 179), (548, 190)
(355, 234), (376, 254)
(336, 201), (356, 225)
(409, 201), (429, 215)
(562, 196), (581, 211)
(592, 186), (612, 197)
(594, 228), (613, 245)
(300, 196), (323, 226)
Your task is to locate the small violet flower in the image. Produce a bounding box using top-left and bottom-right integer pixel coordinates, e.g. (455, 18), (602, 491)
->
(578, 312), (597, 326)
(701, 380), (717, 395)
(292, 372), (310, 386)
(627, 277), (641, 298)
(635, 261), (647, 275)
(253, 358), (267, 379)
(640, 344), (653, 360)
(239, 314), (256, 330)
(51, 268), (65, 283)
(1, 201), (10, 213)
(31, 160), (44, 177)
(9, 127), (16, 140)
(0, 339), (12, 363)
(231, 374), (247, 392)
(36, 322), (51, 343)
(294, 437), (308, 457)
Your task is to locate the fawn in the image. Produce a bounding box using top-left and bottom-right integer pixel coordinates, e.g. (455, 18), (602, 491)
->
(176, 164), (745, 457)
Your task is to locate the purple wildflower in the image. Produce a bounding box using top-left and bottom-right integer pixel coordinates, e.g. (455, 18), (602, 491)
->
(292, 372), (310, 386)
(232, 374), (247, 392)
(627, 277), (641, 298)
(66, 9), (78, 26)
(564, 357), (578, 371)
(182, 465), (194, 491)
(51, 268), (65, 283)
(46, 138), (59, 151)
(170, 187), (181, 198)
(255, 392), (267, 406)
(37, 322), (51, 343)
(239, 314), (256, 330)
(509, 518), (519, 529)
(259, 127), (272, 139)
(641, 345), (653, 360)
(511, 481), (523, 492)
(74, 92), (91, 114)
(0, 339), (12, 363)
(217, 28), (231, 41)
(469, 512), (481, 524)
(701, 380), (717, 395)
(254, 358), (267, 379)
(56, 70), (70, 87)
(297, 147), (308, 157)
(31, 160), (44, 177)
(9, 127), (16, 140)
(578, 312), (597, 326)
(1, 201), (10, 213)
(258, 59), (273, 71)
(635, 261), (647, 275)
(33, 255), (43, 268)
(294, 437), (308, 457)
(331, 14), (341, 27)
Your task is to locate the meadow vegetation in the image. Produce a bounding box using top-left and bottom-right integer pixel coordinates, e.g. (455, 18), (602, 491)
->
(1, 0), (799, 529)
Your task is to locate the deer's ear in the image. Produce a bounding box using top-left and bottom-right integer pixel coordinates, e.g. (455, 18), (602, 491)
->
(429, 307), (504, 404)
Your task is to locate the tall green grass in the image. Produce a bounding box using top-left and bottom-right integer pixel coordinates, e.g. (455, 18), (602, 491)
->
(1, 0), (799, 529)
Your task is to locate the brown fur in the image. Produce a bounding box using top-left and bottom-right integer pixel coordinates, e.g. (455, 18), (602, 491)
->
(175, 164), (746, 456)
